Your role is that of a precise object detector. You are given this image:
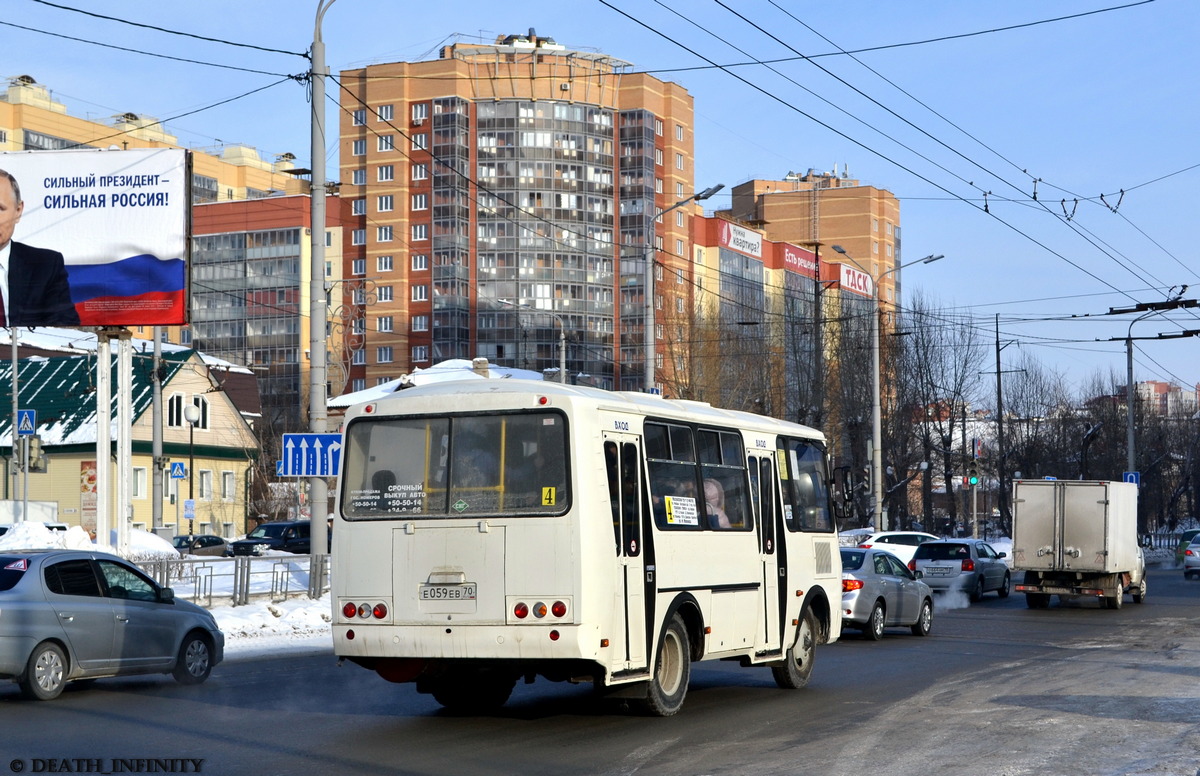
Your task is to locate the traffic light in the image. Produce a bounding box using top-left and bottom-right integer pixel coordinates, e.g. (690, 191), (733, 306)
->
(967, 463), (979, 487)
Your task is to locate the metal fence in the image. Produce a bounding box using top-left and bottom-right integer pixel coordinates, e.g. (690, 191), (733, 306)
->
(141, 553), (331, 607)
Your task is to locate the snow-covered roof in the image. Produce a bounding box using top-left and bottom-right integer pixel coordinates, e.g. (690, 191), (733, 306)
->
(329, 359), (546, 409)
(0, 327), (250, 372)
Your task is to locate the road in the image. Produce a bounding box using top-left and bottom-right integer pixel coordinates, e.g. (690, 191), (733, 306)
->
(1, 567), (1197, 776)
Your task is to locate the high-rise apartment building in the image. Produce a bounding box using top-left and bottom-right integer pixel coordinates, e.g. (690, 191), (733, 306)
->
(338, 31), (696, 390)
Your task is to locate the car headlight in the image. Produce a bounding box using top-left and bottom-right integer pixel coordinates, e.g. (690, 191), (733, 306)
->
(254, 543), (269, 554)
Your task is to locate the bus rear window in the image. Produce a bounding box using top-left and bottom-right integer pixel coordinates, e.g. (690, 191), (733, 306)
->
(341, 411), (569, 518)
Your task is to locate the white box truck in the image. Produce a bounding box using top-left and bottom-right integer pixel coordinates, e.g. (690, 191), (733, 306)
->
(1011, 480), (1146, 609)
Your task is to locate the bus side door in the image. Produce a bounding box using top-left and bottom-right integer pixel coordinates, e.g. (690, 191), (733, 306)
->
(749, 453), (782, 654)
(604, 435), (648, 670)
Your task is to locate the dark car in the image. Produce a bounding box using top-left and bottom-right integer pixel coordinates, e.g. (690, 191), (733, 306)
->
(910, 540), (1011, 602)
(0, 549), (223, 700)
(227, 521), (311, 556)
(173, 534), (229, 557)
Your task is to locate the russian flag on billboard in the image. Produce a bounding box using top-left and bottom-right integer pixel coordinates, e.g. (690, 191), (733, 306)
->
(69, 254), (186, 326)
(0, 147), (189, 327)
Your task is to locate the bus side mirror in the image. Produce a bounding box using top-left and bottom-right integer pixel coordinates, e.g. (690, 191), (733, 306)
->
(833, 467), (853, 502)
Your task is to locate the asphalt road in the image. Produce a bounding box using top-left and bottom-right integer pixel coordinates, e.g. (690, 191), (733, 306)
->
(1, 567), (1197, 776)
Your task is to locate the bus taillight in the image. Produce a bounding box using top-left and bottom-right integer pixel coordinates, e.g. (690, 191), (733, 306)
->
(551, 601), (567, 617)
(342, 602), (357, 619)
(514, 602), (529, 619)
(533, 602), (548, 618)
(373, 603), (388, 619)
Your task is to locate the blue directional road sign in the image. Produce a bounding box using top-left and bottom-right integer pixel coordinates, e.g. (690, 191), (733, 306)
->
(16, 409), (35, 436)
(1123, 471), (1141, 486)
(281, 433), (342, 477)
(170, 461), (188, 479)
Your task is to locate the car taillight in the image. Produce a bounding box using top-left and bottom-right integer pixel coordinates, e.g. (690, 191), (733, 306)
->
(842, 578), (864, 592)
(1187, 549), (1196, 557)
(962, 559), (975, 572)
(858, 543), (873, 549)
(908, 560), (917, 571)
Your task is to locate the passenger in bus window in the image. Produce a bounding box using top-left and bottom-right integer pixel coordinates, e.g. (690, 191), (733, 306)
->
(704, 478), (731, 529)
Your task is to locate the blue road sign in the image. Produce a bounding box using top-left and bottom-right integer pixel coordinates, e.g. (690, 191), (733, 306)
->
(276, 460), (284, 476)
(280, 433), (343, 477)
(16, 409), (35, 436)
(170, 461), (187, 479)
(1123, 471), (1141, 486)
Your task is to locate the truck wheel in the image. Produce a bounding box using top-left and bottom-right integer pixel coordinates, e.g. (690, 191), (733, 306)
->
(1105, 591), (1123, 610)
(1132, 577), (1147, 604)
(1025, 593), (1050, 609)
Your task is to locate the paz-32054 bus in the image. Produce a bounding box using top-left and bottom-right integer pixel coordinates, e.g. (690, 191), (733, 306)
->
(332, 379), (843, 715)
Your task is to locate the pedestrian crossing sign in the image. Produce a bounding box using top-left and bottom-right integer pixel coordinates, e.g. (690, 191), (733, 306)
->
(170, 461), (187, 479)
(16, 409), (35, 436)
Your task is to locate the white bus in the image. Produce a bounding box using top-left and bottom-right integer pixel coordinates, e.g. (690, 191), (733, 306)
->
(332, 379), (844, 715)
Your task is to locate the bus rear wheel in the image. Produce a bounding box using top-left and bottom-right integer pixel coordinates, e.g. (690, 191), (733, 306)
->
(772, 609), (816, 689)
(641, 614), (690, 717)
(430, 669), (516, 714)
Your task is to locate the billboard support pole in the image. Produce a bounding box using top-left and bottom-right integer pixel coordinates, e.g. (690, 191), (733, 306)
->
(116, 330), (132, 553)
(95, 333), (112, 548)
(9, 330), (16, 510)
(151, 328), (163, 529)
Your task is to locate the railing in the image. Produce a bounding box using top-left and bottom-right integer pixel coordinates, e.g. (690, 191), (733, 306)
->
(142, 554), (331, 607)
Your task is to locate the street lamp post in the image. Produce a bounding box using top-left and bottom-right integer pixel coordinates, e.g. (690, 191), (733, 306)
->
(831, 246), (944, 530)
(644, 183), (724, 393)
(499, 300), (567, 383)
(183, 403), (200, 548)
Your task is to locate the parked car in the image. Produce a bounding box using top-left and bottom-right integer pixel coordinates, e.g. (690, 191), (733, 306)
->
(1175, 529), (1200, 566)
(910, 540), (1011, 601)
(1182, 536), (1200, 580)
(173, 534), (229, 557)
(226, 520), (311, 556)
(856, 531), (940, 566)
(840, 547), (934, 640)
(0, 548), (224, 700)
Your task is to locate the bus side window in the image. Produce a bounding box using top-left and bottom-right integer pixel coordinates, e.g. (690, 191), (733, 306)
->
(620, 442), (640, 556)
(605, 441), (621, 553)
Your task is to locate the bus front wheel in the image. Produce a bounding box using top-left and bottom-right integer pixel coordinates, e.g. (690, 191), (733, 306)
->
(641, 614), (690, 717)
(772, 609), (816, 689)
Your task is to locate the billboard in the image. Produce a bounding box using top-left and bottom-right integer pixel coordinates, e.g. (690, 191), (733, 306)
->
(0, 147), (188, 326)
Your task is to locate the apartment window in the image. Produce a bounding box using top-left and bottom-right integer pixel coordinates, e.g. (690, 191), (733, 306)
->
(378, 135), (394, 152)
(675, 239), (685, 256)
(412, 224), (428, 241)
(654, 265), (664, 281)
(655, 324), (664, 339)
(412, 193), (428, 211)
(377, 165), (394, 182)
(352, 109), (365, 126)
(377, 316), (393, 333)
(132, 467), (147, 499)
(873, 218), (879, 232)
(376, 376), (393, 387)
(351, 378), (366, 392)
(377, 255), (394, 272)
(675, 124), (684, 140)
(676, 297), (685, 313)
(352, 169), (366, 185)
(675, 152), (684, 170)
(675, 267), (684, 284)
(411, 134), (428, 151)
(353, 287), (367, 305)
(412, 103), (428, 122)
(676, 211), (684, 227)
(377, 346), (394, 363)
(378, 285), (393, 302)
(655, 178), (663, 194)
(351, 229), (366, 246)
(412, 163), (428, 181)
(378, 104), (394, 121)
(199, 470), (213, 501)
(412, 285), (428, 302)
(873, 241), (879, 254)
(351, 199), (366, 216)
(352, 139), (366, 156)
(411, 254), (428, 271)
(352, 349), (366, 365)
(676, 182), (684, 197)
(377, 194), (393, 212)
(412, 345), (429, 363)
(655, 148), (663, 166)
(412, 315), (429, 332)
(377, 225), (393, 242)
(221, 471), (235, 501)
(352, 258), (366, 276)
(352, 317), (366, 334)
(325, 230), (333, 248)
(654, 118), (663, 136)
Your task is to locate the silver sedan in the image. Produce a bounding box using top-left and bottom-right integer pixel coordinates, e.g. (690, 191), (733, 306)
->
(840, 548), (934, 640)
(0, 548), (224, 700)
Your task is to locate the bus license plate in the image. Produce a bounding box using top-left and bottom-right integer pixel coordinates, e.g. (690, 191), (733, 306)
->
(420, 583), (477, 601)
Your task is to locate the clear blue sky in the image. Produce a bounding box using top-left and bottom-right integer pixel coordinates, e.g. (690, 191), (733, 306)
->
(7, 0), (1198, 396)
